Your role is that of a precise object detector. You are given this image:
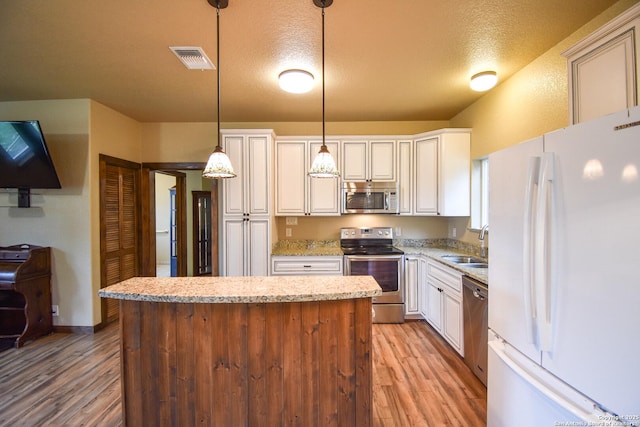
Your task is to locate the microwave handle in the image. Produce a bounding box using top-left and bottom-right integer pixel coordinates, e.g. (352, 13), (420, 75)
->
(384, 192), (389, 210)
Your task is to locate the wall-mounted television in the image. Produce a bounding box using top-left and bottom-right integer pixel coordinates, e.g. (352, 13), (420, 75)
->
(0, 120), (61, 207)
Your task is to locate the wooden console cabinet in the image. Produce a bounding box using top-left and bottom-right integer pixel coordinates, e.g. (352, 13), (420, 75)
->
(0, 245), (53, 347)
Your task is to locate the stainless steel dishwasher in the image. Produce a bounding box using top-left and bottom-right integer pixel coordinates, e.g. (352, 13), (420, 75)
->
(462, 275), (488, 386)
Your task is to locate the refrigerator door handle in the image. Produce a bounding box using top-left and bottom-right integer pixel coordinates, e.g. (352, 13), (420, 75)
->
(535, 152), (555, 352)
(523, 156), (540, 345)
(489, 338), (605, 423)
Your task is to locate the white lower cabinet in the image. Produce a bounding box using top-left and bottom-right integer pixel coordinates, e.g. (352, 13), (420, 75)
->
(271, 256), (344, 276)
(222, 217), (270, 277)
(404, 255), (427, 319)
(423, 259), (464, 356)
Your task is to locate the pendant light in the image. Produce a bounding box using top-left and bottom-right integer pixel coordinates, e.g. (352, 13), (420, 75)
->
(308, 0), (340, 178)
(203, 0), (236, 179)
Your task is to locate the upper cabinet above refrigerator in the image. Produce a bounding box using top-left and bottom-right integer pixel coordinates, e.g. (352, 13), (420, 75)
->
(563, 3), (640, 124)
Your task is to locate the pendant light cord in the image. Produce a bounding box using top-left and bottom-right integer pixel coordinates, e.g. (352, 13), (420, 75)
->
(321, 2), (326, 149)
(216, 4), (222, 149)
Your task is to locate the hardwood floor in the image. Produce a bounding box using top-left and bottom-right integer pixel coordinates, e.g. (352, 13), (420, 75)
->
(0, 320), (486, 426)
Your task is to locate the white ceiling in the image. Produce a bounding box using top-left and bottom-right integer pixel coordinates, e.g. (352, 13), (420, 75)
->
(0, 0), (620, 123)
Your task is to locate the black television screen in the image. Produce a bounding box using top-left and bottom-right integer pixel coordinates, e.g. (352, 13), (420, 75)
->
(0, 120), (61, 190)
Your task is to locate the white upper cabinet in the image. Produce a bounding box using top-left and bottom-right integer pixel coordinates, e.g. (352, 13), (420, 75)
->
(222, 130), (272, 216)
(563, 3), (640, 124)
(275, 140), (306, 215)
(273, 129), (468, 217)
(308, 140), (341, 215)
(413, 129), (470, 216)
(275, 137), (340, 216)
(342, 139), (396, 182)
(414, 136), (439, 215)
(397, 139), (413, 215)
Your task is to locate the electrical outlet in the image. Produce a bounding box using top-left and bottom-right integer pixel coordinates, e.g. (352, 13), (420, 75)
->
(285, 217), (298, 225)
(286, 228), (292, 237)
(52, 305), (59, 316)
(395, 227), (402, 236)
(451, 227), (457, 238)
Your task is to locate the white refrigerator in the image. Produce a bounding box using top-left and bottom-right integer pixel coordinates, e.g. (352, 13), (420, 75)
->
(488, 106), (640, 426)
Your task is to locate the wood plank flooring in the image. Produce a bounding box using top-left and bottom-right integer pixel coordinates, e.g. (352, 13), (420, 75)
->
(0, 319), (486, 426)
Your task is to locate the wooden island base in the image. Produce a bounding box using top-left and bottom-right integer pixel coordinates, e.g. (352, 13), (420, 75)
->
(119, 297), (373, 426)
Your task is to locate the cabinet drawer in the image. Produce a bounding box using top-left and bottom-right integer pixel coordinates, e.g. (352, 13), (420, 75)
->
(427, 260), (462, 294)
(271, 256), (344, 276)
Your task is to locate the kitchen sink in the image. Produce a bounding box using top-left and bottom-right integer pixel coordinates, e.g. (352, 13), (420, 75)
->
(460, 262), (488, 268)
(441, 255), (488, 268)
(441, 255), (485, 263)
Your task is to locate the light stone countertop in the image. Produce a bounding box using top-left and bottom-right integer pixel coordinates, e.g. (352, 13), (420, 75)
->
(271, 239), (488, 285)
(398, 246), (488, 285)
(98, 275), (382, 303)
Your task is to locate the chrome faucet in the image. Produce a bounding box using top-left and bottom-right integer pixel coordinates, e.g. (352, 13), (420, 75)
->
(478, 224), (489, 258)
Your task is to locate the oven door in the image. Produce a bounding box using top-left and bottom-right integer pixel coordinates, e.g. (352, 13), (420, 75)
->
(344, 254), (404, 303)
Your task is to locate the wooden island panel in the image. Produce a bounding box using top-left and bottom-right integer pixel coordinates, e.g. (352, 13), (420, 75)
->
(119, 297), (373, 426)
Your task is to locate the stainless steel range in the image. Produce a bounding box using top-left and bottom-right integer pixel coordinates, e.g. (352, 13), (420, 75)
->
(341, 227), (404, 323)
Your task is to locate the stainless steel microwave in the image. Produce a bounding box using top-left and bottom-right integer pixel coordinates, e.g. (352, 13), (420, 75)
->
(341, 182), (399, 214)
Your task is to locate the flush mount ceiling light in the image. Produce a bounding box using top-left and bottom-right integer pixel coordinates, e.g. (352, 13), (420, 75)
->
(279, 69), (315, 93)
(308, 0), (339, 179)
(203, 0), (236, 179)
(470, 71), (498, 92)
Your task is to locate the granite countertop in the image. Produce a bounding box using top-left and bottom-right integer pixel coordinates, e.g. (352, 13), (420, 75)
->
(98, 275), (382, 303)
(271, 238), (488, 285)
(398, 246), (488, 285)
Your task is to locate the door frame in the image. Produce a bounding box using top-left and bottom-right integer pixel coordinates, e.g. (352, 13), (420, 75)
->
(140, 162), (218, 277)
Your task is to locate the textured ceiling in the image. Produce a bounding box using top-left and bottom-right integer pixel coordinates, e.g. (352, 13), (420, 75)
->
(0, 0), (620, 123)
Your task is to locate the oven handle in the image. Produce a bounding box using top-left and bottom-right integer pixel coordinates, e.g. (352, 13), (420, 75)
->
(344, 254), (404, 261)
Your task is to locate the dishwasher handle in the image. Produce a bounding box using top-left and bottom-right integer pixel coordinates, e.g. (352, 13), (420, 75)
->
(462, 276), (488, 300)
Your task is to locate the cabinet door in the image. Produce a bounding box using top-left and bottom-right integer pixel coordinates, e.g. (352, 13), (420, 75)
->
(426, 280), (443, 332)
(438, 133), (470, 216)
(404, 256), (420, 315)
(223, 135), (245, 215)
(276, 141), (307, 215)
(247, 135), (270, 215)
(397, 140), (412, 214)
(222, 218), (246, 276)
(419, 257), (428, 318)
(414, 137), (438, 214)
(567, 25), (638, 124)
(443, 292), (463, 355)
(342, 141), (368, 181)
(369, 140), (395, 181)
(247, 218), (270, 276)
(308, 140), (340, 215)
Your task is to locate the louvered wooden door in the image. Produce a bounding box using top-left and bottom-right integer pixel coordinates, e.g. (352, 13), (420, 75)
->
(100, 157), (140, 323)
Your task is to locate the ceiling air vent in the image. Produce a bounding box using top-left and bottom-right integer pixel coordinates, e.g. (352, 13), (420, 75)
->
(170, 46), (215, 70)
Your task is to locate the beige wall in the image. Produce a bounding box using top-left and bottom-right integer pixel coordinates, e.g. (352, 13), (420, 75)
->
(0, 99), (142, 327)
(141, 120), (451, 163)
(0, 99), (93, 327)
(277, 215), (450, 241)
(89, 101), (142, 324)
(449, 0), (639, 244)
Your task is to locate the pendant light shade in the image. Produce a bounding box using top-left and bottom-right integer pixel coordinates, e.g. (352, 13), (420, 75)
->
(203, 0), (236, 179)
(308, 0), (339, 179)
(308, 144), (339, 177)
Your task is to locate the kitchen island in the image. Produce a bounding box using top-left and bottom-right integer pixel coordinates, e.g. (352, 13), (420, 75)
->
(99, 275), (381, 426)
